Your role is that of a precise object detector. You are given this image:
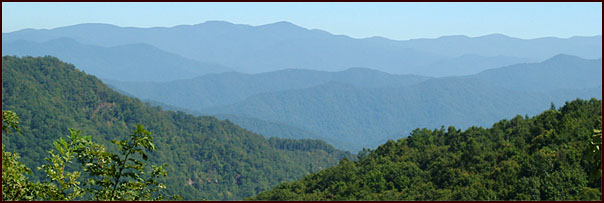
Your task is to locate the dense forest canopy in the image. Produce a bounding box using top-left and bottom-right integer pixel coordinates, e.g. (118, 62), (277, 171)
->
(251, 98), (602, 200)
(1, 55), (352, 200)
(2, 55), (601, 200)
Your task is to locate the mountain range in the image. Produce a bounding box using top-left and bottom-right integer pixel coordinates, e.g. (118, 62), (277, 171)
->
(106, 68), (430, 111)
(107, 54), (602, 152)
(3, 21), (601, 152)
(2, 38), (229, 82)
(2, 20), (602, 200)
(3, 21), (601, 76)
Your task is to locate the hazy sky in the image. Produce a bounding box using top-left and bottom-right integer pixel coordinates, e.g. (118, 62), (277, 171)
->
(2, 2), (602, 40)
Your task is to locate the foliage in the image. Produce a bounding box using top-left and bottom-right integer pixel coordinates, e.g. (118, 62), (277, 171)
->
(3, 109), (169, 200)
(36, 129), (86, 200)
(2, 110), (22, 134)
(588, 129), (602, 181)
(74, 125), (169, 200)
(251, 98), (602, 200)
(1, 55), (351, 200)
(2, 111), (37, 200)
(2, 144), (39, 201)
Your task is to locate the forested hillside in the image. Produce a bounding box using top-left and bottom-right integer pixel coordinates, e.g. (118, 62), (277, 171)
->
(204, 77), (601, 152)
(251, 98), (602, 200)
(108, 55), (601, 152)
(1, 56), (352, 200)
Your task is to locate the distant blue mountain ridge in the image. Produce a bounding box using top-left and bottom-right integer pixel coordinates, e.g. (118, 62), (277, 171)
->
(106, 55), (602, 151)
(2, 37), (230, 82)
(3, 21), (601, 77)
(2, 21), (601, 152)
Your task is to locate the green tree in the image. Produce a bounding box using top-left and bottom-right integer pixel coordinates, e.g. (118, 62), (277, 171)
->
(252, 99), (602, 200)
(2, 110), (21, 134)
(588, 129), (602, 181)
(2, 144), (40, 200)
(2, 55), (351, 200)
(36, 129), (87, 200)
(2, 109), (37, 201)
(75, 125), (169, 200)
(2, 110), (170, 200)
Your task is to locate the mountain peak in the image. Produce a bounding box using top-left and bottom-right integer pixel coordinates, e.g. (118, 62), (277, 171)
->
(270, 21), (297, 26)
(544, 54), (584, 62)
(478, 33), (511, 39)
(192, 20), (240, 28)
(200, 20), (234, 25)
(258, 21), (305, 30)
(67, 23), (121, 29)
(341, 67), (386, 74)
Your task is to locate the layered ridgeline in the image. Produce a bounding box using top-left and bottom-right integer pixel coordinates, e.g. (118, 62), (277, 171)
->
(109, 55), (602, 152)
(2, 38), (229, 82)
(412, 54), (535, 77)
(470, 54), (603, 92)
(132, 98), (324, 141)
(107, 68), (430, 111)
(251, 98), (602, 200)
(3, 21), (600, 75)
(1, 56), (352, 200)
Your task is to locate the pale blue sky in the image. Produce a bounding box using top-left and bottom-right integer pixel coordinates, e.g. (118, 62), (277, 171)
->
(2, 2), (602, 40)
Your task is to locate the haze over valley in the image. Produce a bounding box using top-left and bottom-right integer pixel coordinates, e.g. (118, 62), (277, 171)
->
(4, 21), (601, 152)
(2, 2), (602, 201)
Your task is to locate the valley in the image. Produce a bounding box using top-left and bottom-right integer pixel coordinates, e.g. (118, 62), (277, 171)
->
(2, 4), (602, 200)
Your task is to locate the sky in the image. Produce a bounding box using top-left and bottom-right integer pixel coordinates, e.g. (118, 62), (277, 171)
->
(2, 2), (602, 40)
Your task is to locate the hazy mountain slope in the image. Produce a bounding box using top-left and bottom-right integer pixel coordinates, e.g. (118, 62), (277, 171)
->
(202, 76), (601, 152)
(251, 98), (602, 200)
(470, 54), (603, 92)
(213, 114), (322, 140)
(397, 34), (602, 59)
(106, 68), (430, 110)
(105, 55), (602, 152)
(8, 21), (599, 75)
(2, 38), (229, 81)
(2, 21), (444, 74)
(200, 55), (602, 152)
(1, 56), (352, 200)
(118, 96), (337, 142)
(413, 54), (535, 77)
